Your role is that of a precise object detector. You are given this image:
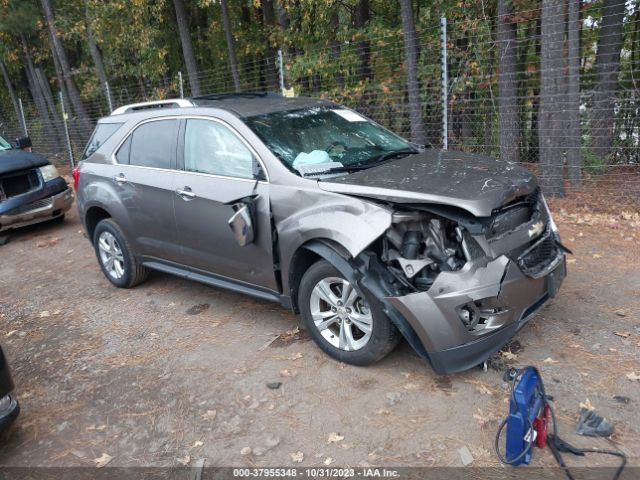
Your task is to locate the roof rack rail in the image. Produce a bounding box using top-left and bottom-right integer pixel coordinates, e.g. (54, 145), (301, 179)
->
(111, 99), (195, 115)
(191, 91), (271, 102)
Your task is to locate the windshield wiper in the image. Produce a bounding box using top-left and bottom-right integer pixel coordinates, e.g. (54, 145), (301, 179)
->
(297, 148), (418, 178)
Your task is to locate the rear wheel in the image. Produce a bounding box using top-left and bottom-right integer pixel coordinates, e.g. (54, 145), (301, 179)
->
(93, 219), (148, 288)
(298, 260), (399, 365)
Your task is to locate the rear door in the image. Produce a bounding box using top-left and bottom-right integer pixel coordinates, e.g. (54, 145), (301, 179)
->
(110, 118), (182, 261)
(172, 117), (277, 291)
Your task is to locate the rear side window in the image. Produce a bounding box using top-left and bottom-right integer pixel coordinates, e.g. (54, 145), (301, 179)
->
(82, 123), (122, 160)
(118, 119), (177, 169)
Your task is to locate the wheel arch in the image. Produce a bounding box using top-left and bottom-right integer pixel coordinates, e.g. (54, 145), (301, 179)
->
(287, 239), (353, 313)
(85, 205), (112, 241)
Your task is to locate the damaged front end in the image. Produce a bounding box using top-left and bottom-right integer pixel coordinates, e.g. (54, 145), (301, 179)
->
(356, 189), (567, 374)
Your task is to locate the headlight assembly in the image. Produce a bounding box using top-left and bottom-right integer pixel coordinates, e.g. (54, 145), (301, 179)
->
(39, 164), (60, 182)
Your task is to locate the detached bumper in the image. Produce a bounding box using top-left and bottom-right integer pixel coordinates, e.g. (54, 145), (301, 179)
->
(385, 253), (566, 374)
(0, 186), (73, 232)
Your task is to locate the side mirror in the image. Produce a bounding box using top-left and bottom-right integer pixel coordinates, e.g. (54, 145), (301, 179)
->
(228, 200), (256, 247)
(15, 136), (32, 151)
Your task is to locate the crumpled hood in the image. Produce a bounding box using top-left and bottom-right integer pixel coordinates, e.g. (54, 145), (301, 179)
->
(318, 149), (538, 217)
(0, 150), (49, 176)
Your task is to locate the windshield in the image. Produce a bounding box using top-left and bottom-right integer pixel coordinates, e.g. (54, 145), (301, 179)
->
(0, 135), (12, 152)
(244, 107), (413, 173)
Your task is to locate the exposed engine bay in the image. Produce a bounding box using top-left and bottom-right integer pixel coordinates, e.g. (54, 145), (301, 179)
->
(381, 210), (477, 292)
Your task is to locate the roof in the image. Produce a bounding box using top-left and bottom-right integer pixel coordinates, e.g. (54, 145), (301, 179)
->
(190, 92), (334, 118)
(103, 92), (336, 124)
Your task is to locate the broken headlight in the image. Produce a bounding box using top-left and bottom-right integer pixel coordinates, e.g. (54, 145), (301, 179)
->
(39, 164), (60, 183)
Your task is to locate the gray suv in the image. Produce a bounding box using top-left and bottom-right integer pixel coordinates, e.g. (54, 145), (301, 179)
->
(75, 93), (566, 374)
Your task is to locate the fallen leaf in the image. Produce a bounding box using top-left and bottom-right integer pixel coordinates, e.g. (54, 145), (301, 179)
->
(543, 357), (559, 364)
(5, 330), (17, 338)
(324, 457), (333, 465)
(580, 398), (595, 411)
(475, 384), (493, 395)
(93, 453), (113, 468)
(567, 258), (576, 264)
(176, 454), (190, 465)
(202, 409), (217, 421)
(39, 311), (50, 318)
(501, 351), (517, 360)
(614, 332), (631, 338)
(240, 447), (252, 456)
(289, 352), (303, 360)
(290, 451), (304, 463)
(626, 372), (640, 381)
(193, 441), (203, 448)
(592, 253), (602, 259)
(327, 432), (344, 444)
(87, 424), (106, 431)
(280, 369), (293, 377)
(609, 348), (617, 353)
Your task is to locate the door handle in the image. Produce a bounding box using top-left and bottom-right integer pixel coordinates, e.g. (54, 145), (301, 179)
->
(176, 187), (196, 201)
(114, 173), (127, 183)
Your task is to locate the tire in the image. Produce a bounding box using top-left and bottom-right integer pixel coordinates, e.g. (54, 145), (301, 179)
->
(93, 218), (148, 288)
(298, 259), (399, 365)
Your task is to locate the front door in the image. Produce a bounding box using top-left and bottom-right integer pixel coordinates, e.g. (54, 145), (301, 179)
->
(172, 117), (277, 291)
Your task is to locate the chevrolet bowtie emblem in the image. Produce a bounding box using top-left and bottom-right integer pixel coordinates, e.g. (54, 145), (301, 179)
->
(528, 221), (545, 238)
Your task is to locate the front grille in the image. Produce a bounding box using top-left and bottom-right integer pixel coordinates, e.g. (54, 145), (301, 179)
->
(4, 197), (52, 216)
(0, 169), (40, 200)
(517, 231), (560, 277)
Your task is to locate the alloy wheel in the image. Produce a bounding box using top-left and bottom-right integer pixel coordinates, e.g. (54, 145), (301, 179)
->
(309, 276), (372, 351)
(97, 231), (125, 280)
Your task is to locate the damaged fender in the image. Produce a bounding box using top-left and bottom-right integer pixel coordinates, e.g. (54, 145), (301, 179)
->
(273, 186), (392, 295)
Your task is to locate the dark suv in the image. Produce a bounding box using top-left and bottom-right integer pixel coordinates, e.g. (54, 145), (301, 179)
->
(0, 133), (73, 233)
(75, 93), (566, 374)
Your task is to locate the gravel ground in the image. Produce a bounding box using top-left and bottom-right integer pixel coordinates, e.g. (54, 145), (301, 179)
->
(0, 205), (638, 472)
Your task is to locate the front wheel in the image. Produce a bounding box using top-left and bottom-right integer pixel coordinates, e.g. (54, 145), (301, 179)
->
(298, 260), (399, 365)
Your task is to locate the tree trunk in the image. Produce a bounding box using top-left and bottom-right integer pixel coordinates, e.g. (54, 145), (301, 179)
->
(590, 0), (626, 162)
(40, 0), (93, 140)
(539, 0), (565, 197)
(21, 39), (61, 154)
(84, 0), (110, 100)
(329, 9), (344, 88)
(220, 0), (241, 92)
(497, 0), (519, 163)
(172, 0), (201, 96)
(260, 0), (280, 90)
(353, 0), (371, 81)
(566, 0), (581, 188)
(399, 0), (425, 144)
(0, 61), (22, 126)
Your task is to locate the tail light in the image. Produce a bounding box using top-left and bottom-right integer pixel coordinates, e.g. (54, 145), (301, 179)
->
(72, 166), (80, 190)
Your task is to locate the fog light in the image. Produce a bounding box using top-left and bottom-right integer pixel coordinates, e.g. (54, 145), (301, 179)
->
(459, 306), (475, 326)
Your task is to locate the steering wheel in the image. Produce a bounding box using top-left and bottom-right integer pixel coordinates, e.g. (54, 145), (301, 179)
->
(326, 141), (348, 156)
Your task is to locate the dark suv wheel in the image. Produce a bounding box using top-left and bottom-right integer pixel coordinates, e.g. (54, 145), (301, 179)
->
(93, 219), (148, 288)
(298, 260), (399, 365)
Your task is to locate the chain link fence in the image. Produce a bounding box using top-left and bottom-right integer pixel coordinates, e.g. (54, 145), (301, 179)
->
(1, 5), (638, 207)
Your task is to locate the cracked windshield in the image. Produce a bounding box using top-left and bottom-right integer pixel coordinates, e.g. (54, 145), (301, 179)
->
(245, 107), (414, 174)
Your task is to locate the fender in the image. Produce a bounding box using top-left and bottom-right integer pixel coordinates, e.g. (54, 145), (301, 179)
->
(302, 240), (432, 366)
(273, 186), (393, 296)
(78, 177), (134, 243)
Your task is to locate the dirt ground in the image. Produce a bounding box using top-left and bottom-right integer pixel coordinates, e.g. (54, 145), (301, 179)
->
(0, 202), (638, 473)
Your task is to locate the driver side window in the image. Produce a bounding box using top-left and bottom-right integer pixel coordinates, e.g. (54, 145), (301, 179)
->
(183, 119), (258, 180)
